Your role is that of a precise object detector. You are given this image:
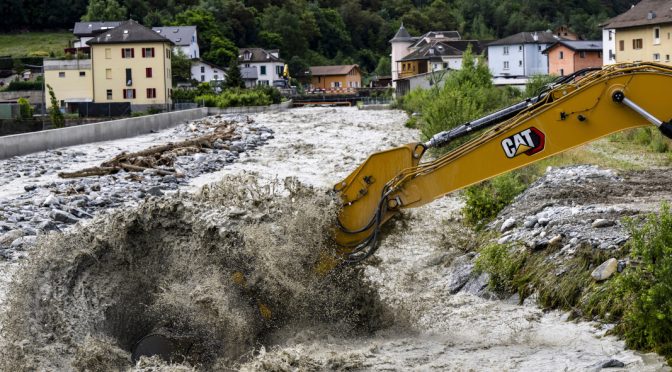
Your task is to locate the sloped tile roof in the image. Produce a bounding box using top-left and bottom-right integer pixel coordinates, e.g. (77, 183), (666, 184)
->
(238, 48), (284, 63)
(542, 40), (603, 53)
(489, 31), (563, 46)
(152, 26), (197, 46)
(400, 40), (485, 61)
(73, 21), (121, 37)
(602, 0), (672, 29)
(86, 20), (173, 45)
(309, 64), (359, 76)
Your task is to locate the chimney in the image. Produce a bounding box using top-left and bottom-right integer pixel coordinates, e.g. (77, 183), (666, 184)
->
(648, 11), (656, 20)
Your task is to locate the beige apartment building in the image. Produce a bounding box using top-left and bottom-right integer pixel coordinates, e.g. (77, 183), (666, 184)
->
(45, 20), (173, 113)
(603, 0), (672, 65)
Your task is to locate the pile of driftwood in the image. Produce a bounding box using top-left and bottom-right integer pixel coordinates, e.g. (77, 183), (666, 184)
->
(59, 122), (237, 179)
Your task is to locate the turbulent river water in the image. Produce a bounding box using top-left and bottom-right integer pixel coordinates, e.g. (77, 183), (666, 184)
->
(0, 107), (669, 371)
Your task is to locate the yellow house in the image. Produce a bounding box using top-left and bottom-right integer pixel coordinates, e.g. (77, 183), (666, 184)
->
(44, 59), (93, 112)
(87, 20), (173, 108)
(604, 0), (672, 65)
(45, 20), (174, 113)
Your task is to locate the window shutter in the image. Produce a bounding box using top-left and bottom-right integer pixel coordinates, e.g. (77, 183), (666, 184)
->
(142, 48), (146, 58)
(146, 88), (150, 98)
(151, 47), (155, 57)
(131, 48), (135, 58)
(133, 89), (136, 98)
(121, 49), (125, 58)
(123, 89), (127, 99)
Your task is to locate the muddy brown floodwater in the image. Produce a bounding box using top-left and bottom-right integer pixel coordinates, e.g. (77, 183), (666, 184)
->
(0, 107), (669, 371)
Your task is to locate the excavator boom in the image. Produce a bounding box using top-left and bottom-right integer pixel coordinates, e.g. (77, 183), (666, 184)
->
(332, 63), (672, 265)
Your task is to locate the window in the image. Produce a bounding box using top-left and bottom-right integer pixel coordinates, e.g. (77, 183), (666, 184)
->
(125, 68), (132, 86)
(503, 46), (509, 55)
(538, 45), (542, 51)
(106, 68), (112, 79)
(260, 66), (266, 75)
(79, 71), (86, 77)
(166, 49), (171, 58)
(633, 38), (643, 49)
(214, 74), (218, 80)
(503, 61), (509, 70)
(579, 51), (586, 58)
(559, 51), (564, 59)
(333, 81), (341, 88)
(201, 75), (205, 82)
(609, 50), (615, 60)
(560, 68), (564, 76)
(654, 53), (661, 61)
(608, 31), (613, 41)
(518, 45), (523, 51)
(142, 47), (155, 58)
(123, 89), (136, 99)
(122, 48), (134, 58)
(276, 66), (283, 76)
(106, 89), (112, 100)
(667, 54), (670, 62)
(654, 28), (661, 44)
(518, 60), (522, 67)
(58, 71), (65, 78)
(105, 48), (111, 59)
(201, 66), (205, 73)
(145, 68), (152, 78)
(619, 40), (625, 51)
(243, 51), (252, 60)
(146, 88), (156, 99)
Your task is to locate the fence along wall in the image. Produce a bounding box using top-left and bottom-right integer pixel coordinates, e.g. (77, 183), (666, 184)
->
(0, 100), (293, 159)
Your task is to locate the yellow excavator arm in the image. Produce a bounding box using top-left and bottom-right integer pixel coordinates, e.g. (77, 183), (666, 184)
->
(324, 63), (672, 271)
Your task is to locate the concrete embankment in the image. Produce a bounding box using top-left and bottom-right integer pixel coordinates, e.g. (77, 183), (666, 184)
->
(0, 101), (292, 160)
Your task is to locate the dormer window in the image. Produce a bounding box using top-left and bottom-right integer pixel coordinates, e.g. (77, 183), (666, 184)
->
(244, 51), (252, 61)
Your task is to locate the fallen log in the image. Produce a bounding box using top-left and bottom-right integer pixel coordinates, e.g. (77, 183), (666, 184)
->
(58, 122), (238, 179)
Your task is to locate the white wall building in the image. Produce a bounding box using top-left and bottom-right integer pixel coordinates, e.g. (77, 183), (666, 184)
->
(488, 31), (563, 80)
(602, 28), (617, 65)
(238, 48), (285, 86)
(191, 60), (226, 84)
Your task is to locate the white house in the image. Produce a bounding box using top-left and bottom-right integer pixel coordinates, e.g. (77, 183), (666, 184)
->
(152, 26), (199, 59)
(73, 21), (121, 48)
(238, 48), (285, 86)
(488, 31), (565, 83)
(602, 28), (617, 65)
(191, 59), (226, 84)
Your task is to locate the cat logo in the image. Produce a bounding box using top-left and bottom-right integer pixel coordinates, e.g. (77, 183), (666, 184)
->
(501, 127), (545, 159)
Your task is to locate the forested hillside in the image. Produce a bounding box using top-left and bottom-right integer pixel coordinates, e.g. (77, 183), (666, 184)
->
(2, 0), (634, 74)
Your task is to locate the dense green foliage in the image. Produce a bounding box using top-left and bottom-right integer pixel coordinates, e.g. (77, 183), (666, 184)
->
(194, 86), (280, 108)
(171, 50), (193, 85)
(17, 98), (34, 119)
(611, 205), (672, 362)
(3, 0), (632, 75)
(224, 60), (245, 89)
(46, 84), (64, 128)
(5, 81), (43, 91)
(462, 173), (528, 229)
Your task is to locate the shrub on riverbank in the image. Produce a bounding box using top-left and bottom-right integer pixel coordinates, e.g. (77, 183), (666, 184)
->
(195, 89), (272, 108)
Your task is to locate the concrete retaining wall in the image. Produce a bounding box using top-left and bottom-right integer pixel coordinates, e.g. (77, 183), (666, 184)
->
(0, 108), (207, 160)
(0, 100), (294, 160)
(207, 100), (293, 115)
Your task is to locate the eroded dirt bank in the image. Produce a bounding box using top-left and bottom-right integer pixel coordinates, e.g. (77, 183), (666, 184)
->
(0, 108), (669, 371)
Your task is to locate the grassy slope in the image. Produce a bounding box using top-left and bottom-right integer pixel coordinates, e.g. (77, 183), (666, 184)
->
(0, 32), (72, 57)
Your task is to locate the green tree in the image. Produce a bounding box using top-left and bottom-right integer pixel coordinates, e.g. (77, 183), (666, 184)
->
(47, 84), (64, 128)
(203, 36), (238, 68)
(374, 56), (391, 76)
(18, 98), (33, 119)
(171, 49), (193, 86)
(259, 0), (319, 58)
(225, 59), (245, 89)
(81, 0), (127, 21)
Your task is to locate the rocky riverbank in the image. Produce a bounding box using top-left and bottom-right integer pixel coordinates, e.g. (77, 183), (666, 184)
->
(0, 115), (273, 260)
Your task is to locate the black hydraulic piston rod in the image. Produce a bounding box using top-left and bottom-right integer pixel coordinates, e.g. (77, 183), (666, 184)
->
(424, 97), (540, 149)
